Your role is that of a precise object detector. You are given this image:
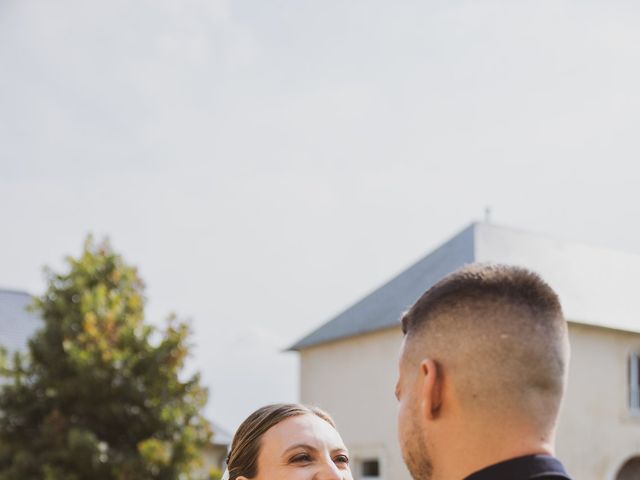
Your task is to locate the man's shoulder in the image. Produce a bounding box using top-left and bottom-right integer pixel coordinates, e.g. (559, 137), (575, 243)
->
(465, 455), (572, 480)
(530, 475), (572, 480)
(530, 476), (572, 480)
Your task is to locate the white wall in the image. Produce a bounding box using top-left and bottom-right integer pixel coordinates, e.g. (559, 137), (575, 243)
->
(475, 223), (640, 335)
(556, 323), (640, 480)
(300, 328), (410, 480)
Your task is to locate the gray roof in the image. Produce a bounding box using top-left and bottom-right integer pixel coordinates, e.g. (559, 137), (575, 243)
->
(210, 420), (232, 446)
(0, 289), (42, 353)
(291, 222), (640, 350)
(290, 224), (475, 350)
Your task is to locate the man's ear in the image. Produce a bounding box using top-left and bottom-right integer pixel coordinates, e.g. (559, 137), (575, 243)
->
(420, 358), (442, 419)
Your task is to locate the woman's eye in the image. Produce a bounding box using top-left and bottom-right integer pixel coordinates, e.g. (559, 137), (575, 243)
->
(334, 455), (350, 465)
(291, 453), (312, 463)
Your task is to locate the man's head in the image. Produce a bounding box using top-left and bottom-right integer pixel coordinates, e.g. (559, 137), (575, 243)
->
(396, 264), (569, 480)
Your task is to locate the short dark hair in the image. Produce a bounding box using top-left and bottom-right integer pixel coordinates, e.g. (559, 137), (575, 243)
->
(402, 263), (563, 337)
(400, 263), (568, 422)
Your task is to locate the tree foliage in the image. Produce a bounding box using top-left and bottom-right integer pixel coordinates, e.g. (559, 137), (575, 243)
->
(0, 237), (211, 479)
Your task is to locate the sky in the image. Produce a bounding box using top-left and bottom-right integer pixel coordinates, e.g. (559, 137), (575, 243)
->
(1, 0), (640, 432)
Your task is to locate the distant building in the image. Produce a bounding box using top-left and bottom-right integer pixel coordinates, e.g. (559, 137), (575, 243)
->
(197, 420), (232, 477)
(291, 223), (640, 480)
(0, 289), (41, 355)
(0, 288), (230, 474)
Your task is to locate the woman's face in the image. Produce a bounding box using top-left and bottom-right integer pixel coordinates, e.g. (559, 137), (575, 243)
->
(244, 413), (353, 480)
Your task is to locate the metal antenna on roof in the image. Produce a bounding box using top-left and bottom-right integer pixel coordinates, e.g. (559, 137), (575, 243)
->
(484, 206), (492, 224)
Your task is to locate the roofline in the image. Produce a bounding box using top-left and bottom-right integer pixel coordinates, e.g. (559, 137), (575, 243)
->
(0, 288), (33, 296)
(288, 324), (401, 351)
(568, 318), (640, 336)
(291, 318), (640, 352)
(288, 222), (477, 351)
(289, 221), (640, 352)
(477, 221), (640, 260)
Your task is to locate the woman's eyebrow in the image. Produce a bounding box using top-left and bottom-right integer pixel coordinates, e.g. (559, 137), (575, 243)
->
(282, 443), (317, 455)
(331, 447), (350, 455)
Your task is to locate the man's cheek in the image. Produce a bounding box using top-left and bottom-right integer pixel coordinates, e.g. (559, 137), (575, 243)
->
(398, 403), (409, 441)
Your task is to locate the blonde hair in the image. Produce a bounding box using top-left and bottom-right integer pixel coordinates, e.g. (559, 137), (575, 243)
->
(226, 403), (336, 480)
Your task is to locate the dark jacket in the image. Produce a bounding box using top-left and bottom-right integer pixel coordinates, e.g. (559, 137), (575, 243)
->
(464, 455), (572, 480)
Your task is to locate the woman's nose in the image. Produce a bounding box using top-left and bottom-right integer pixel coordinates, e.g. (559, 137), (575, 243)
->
(315, 460), (346, 480)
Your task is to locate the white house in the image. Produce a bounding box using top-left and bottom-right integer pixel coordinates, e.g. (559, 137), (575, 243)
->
(291, 223), (640, 480)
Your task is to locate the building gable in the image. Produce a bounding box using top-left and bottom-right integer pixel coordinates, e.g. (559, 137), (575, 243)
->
(290, 224), (476, 350)
(292, 222), (640, 350)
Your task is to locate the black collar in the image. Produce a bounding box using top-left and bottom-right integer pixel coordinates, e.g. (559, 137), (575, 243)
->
(464, 455), (571, 480)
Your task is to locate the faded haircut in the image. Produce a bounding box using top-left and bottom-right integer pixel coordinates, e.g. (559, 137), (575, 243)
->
(402, 263), (563, 337)
(401, 263), (569, 422)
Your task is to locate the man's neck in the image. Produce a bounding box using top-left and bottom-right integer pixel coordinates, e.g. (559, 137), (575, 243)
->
(432, 423), (556, 480)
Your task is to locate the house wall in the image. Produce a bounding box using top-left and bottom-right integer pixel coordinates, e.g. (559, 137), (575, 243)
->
(300, 328), (409, 480)
(299, 323), (640, 480)
(196, 443), (228, 478)
(556, 323), (640, 480)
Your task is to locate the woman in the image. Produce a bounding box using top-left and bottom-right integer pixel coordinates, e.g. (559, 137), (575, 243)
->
(222, 403), (353, 480)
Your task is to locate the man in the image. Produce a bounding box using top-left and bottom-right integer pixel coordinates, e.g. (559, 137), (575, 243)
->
(396, 264), (572, 480)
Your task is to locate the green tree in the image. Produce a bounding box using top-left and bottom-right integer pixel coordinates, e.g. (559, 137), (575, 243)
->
(0, 237), (211, 479)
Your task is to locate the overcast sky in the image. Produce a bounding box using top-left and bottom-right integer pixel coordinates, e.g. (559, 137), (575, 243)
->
(1, 0), (639, 431)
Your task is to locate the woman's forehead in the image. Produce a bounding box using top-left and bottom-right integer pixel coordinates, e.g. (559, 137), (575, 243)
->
(262, 414), (344, 450)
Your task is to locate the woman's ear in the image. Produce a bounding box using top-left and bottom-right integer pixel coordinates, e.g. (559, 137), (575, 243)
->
(420, 358), (442, 419)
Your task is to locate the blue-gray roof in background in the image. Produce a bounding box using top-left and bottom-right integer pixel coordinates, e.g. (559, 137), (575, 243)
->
(292, 221), (640, 351)
(289, 224), (476, 350)
(0, 289), (42, 353)
(210, 420), (232, 446)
